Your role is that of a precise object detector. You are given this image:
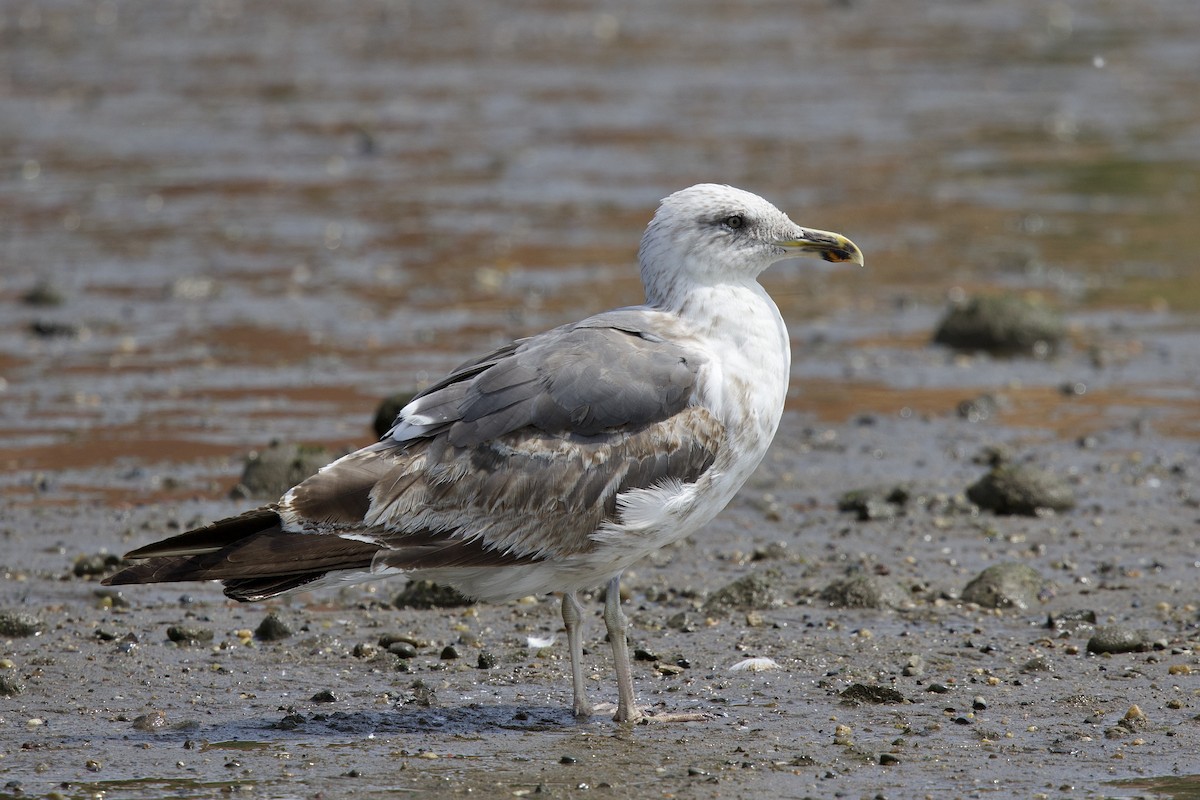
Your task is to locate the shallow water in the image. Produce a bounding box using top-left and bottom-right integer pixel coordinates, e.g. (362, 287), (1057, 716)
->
(1, 1), (1199, 797)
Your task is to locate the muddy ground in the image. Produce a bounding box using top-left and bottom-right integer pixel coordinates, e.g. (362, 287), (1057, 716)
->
(2, 1), (1199, 798)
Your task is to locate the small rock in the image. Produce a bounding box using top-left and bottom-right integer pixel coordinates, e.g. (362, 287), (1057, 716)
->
(373, 392), (418, 439)
(73, 553), (121, 577)
(957, 394), (1001, 423)
(166, 625), (214, 645)
(840, 684), (906, 705)
(701, 571), (780, 616)
(130, 711), (168, 731)
(820, 574), (907, 610)
(666, 611), (699, 632)
(352, 642), (379, 659)
(0, 611), (43, 638)
(310, 690), (337, 703)
(901, 655), (925, 677)
(439, 645), (459, 660)
(229, 441), (333, 500)
(255, 614), (293, 642)
(387, 641), (418, 658)
(1123, 705), (1148, 724)
(21, 280), (65, 307)
(932, 294), (1065, 356)
(477, 651), (497, 669)
(29, 319), (81, 338)
(1047, 609), (1098, 632)
(276, 712), (306, 730)
(837, 486), (910, 521)
(961, 563), (1047, 610)
(0, 676), (25, 697)
(394, 580), (473, 610)
(1021, 655), (1054, 673)
(879, 753), (901, 766)
(966, 464), (1075, 516)
(378, 633), (424, 648)
(400, 680), (436, 707)
(1087, 626), (1154, 654)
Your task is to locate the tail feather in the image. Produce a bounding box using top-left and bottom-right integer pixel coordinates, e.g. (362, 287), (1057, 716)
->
(123, 507), (282, 559)
(102, 507), (383, 600)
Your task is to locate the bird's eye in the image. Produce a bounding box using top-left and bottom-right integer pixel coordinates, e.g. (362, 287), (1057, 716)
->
(723, 214), (745, 230)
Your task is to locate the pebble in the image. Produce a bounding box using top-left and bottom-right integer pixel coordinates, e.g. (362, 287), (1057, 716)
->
(477, 651), (497, 669)
(373, 391), (417, 439)
(228, 441), (332, 501)
(700, 571), (780, 616)
(931, 294), (1065, 356)
(902, 655), (924, 677)
(352, 642), (379, 659)
(394, 580), (473, 609)
(0, 611), (43, 638)
(21, 280), (65, 306)
(387, 641), (418, 658)
(311, 690), (337, 703)
(167, 625), (214, 645)
(1046, 609), (1097, 633)
(378, 633), (425, 649)
(966, 464), (1075, 516)
(666, 611), (699, 632)
(1087, 626), (1153, 654)
(960, 563), (1047, 610)
(255, 613), (293, 642)
(820, 574), (907, 610)
(839, 683), (905, 705)
(0, 676), (25, 697)
(439, 645), (459, 660)
(131, 711), (168, 731)
(73, 553), (120, 577)
(837, 485), (910, 521)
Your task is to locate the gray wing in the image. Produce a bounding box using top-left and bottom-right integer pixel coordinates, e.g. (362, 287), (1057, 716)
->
(387, 308), (702, 446)
(284, 309), (723, 558)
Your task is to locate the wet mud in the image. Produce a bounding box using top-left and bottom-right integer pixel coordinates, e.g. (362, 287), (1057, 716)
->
(2, 1), (1199, 798)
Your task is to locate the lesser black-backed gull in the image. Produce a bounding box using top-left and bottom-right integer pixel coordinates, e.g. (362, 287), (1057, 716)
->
(105, 184), (863, 723)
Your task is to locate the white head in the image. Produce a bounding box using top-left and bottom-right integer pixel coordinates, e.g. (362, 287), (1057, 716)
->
(637, 184), (863, 306)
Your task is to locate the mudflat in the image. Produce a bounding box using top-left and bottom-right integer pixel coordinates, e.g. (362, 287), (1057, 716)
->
(2, 2), (1198, 798)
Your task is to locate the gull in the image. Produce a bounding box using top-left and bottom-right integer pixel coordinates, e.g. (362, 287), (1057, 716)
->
(104, 184), (863, 723)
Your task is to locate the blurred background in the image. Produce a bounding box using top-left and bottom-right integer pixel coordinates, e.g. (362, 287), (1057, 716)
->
(1, 0), (1197, 506)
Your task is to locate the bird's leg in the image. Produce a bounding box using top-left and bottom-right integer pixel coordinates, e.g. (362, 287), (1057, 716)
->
(561, 591), (593, 718)
(598, 575), (711, 725)
(602, 574), (641, 723)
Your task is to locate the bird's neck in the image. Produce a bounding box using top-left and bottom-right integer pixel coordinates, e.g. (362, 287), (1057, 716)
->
(646, 273), (780, 339)
(648, 275), (792, 459)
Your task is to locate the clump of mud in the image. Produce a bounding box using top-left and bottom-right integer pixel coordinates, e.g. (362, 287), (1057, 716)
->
(229, 441), (335, 500)
(932, 294), (1066, 356)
